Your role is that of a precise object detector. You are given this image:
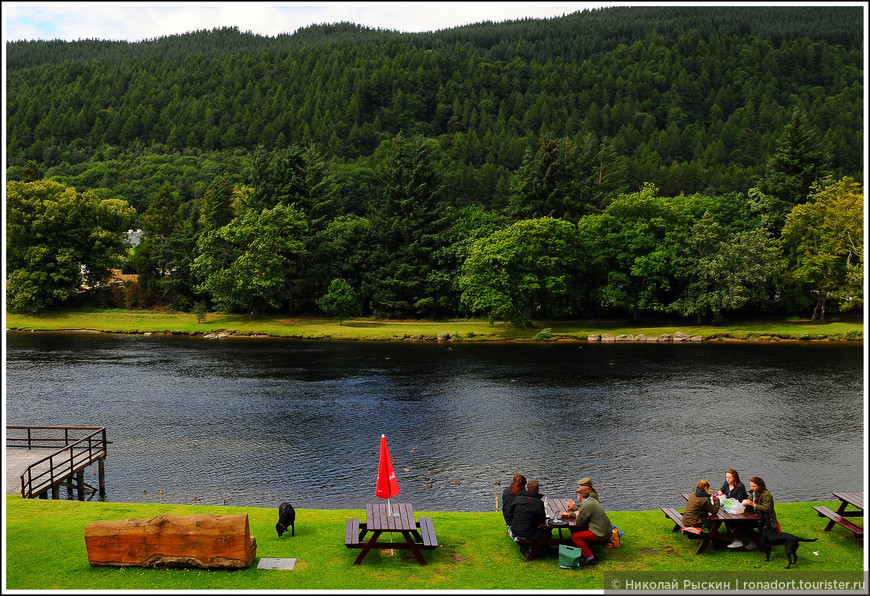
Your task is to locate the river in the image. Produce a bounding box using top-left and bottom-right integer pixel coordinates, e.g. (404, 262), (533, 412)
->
(4, 331), (864, 512)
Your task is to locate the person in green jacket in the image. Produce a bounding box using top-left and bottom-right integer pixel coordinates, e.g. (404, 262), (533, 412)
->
(742, 476), (778, 550)
(683, 479), (720, 530)
(576, 477), (600, 501)
(558, 485), (612, 565)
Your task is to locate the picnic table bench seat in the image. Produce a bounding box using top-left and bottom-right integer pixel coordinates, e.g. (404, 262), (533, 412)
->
(345, 518), (366, 548)
(662, 507), (704, 538)
(813, 506), (864, 539)
(417, 516), (438, 548)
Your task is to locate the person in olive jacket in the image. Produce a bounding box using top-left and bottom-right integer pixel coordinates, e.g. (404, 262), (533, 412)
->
(505, 480), (546, 544)
(558, 484), (612, 565)
(683, 479), (720, 530)
(742, 476), (778, 550)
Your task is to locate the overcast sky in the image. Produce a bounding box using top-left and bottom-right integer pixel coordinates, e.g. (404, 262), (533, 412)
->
(3, 2), (620, 43)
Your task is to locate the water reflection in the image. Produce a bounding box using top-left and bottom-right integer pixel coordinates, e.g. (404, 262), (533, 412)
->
(4, 332), (864, 512)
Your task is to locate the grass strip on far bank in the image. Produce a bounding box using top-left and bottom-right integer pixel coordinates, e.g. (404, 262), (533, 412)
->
(3, 496), (864, 591)
(4, 308), (864, 342)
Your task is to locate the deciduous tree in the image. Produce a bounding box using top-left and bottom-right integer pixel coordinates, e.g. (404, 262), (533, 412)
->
(459, 217), (583, 327)
(6, 180), (135, 311)
(780, 177), (863, 323)
(192, 204), (308, 315)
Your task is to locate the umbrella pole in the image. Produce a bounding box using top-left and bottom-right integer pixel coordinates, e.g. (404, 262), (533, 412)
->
(389, 498), (396, 555)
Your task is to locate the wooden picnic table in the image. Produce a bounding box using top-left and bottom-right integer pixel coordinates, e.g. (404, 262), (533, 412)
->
(669, 493), (762, 554)
(344, 502), (438, 565)
(519, 497), (589, 562)
(831, 491), (863, 516)
(813, 491), (863, 539)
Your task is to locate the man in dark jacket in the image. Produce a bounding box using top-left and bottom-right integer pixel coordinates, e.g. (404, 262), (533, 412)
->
(506, 480), (546, 550)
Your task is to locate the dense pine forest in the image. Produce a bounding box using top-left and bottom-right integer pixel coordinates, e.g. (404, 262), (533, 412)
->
(5, 6), (864, 325)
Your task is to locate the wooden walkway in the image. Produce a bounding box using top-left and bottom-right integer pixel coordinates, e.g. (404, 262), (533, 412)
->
(5, 449), (48, 494)
(6, 426), (108, 500)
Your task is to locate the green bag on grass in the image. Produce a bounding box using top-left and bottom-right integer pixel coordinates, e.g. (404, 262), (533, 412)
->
(558, 544), (583, 570)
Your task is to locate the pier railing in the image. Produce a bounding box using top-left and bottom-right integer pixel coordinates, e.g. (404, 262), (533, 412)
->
(6, 426), (108, 499)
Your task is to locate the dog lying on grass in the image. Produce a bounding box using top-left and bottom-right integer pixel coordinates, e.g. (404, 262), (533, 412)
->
(758, 512), (816, 568)
(276, 502), (295, 537)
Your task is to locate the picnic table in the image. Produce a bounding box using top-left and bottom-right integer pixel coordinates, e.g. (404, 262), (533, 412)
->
(344, 502), (438, 565)
(518, 497), (589, 562)
(660, 493), (762, 554)
(813, 492), (863, 539)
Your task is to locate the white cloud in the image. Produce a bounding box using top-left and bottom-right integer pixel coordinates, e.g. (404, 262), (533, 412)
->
(3, 2), (614, 42)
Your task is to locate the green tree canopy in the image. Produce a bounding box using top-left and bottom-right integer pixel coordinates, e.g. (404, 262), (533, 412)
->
(669, 215), (783, 324)
(192, 204), (309, 315)
(459, 217), (583, 327)
(578, 184), (690, 321)
(780, 177), (863, 322)
(6, 179), (135, 311)
(316, 278), (360, 324)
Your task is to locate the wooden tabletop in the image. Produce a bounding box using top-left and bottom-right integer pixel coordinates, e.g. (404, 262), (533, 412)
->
(679, 493), (757, 521)
(543, 497), (587, 528)
(833, 492), (863, 510)
(365, 502), (416, 531)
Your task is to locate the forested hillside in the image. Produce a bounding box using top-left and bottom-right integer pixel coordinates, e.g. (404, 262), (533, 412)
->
(5, 6), (865, 324)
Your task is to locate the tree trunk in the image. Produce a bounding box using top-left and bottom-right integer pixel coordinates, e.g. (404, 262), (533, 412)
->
(696, 312), (703, 326)
(632, 306), (642, 323)
(84, 513), (256, 569)
(811, 295), (826, 324)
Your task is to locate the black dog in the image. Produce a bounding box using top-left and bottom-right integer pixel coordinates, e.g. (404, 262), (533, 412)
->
(757, 512), (816, 568)
(276, 502), (295, 537)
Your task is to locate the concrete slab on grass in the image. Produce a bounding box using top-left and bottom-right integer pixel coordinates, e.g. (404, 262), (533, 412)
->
(257, 557), (297, 570)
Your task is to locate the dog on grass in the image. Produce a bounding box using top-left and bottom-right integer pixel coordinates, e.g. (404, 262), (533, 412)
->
(757, 512), (816, 568)
(276, 502), (295, 537)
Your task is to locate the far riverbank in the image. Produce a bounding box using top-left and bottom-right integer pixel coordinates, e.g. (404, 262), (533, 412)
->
(4, 308), (864, 342)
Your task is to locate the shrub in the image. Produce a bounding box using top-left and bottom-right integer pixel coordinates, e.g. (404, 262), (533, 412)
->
(534, 328), (552, 341)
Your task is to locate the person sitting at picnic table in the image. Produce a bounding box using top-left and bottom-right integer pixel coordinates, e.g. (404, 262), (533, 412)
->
(742, 476), (778, 550)
(717, 468), (748, 501)
(505, 480), (546, 553)
(558, 484), (612, 565)
(683, 479), (720, 532)
(717, 468), (749, 549)
(502, 473), (526, 530)
(577, 477), (600, 501)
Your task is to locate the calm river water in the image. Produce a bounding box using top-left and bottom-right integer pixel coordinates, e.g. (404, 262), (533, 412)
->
(4, 332), (864, 512)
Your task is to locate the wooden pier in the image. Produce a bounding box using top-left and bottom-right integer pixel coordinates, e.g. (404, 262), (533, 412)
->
(6, 426), (108, 500)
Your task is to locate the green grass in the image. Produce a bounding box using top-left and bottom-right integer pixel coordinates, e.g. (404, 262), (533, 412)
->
(4, 309), (864, 342)
(4, 496), (863, 590)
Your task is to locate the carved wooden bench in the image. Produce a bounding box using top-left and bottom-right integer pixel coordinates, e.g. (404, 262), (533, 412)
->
(84, 513), (257, 569)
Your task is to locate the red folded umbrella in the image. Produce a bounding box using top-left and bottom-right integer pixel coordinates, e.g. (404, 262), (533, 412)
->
(376, 434), (400, 500)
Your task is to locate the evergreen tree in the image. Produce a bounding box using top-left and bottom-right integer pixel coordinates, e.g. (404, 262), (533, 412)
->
(366, 133), (448, 317)
(202, 174), (235, 230)
(752, 107), (831, 233)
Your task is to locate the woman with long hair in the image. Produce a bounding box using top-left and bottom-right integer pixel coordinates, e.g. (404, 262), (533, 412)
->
(742, 476), (779, 550)
(718, 468), (749, 548)
(718, 468), (748, 501)
(502, 473), (526, 528)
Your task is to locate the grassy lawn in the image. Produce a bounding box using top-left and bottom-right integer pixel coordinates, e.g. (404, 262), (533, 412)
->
(4, 309), (864, 342)
(3, 496), (864, 590)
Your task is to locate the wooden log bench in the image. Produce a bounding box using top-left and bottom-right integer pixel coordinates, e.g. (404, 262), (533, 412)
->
(85, 513), (257, 569)
(813, 506), (864, 539)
